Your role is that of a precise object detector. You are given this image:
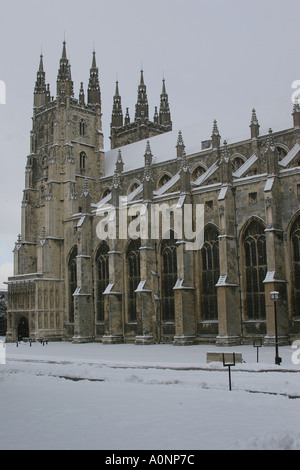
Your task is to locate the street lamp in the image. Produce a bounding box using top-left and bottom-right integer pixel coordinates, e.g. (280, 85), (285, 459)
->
(270, 291), (282, 365)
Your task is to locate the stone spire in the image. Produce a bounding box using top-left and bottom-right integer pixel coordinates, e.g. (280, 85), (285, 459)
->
(79, 82), (85, 106)
(144, 140), (153, 166)
(125, 107), (130, 125)
(179, 150), (191, 195)
(56, 40), (74, 98)
(116, 149), (124, 174)
(143, 141), (154, 201)
(265, 128), (279, 176)
(111, 152), (123, 207)
(250, 108), (260, 140)
(159, 78), (172, 129)
(34, 54), (51, 107)
(135, 70), (149, 122)
(211, 120), (221, 150)
(176, 130), (185, 170)
(220, 140), (232, 184)
(87, 50), (101, 107)
(111, 81), (123, 128)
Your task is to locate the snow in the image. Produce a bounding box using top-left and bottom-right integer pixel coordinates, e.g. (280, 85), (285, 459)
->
(0, 340), (300, 450)
(279, 143), (300, 168)
(103, 94), (295, 179)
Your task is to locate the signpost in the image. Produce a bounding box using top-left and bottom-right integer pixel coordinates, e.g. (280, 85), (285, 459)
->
(253, 338), (263, 363)
(222, 352), (236, 391)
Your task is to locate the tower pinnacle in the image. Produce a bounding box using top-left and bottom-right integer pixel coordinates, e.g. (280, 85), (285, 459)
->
(111, 81), (123, 128)
(56, 40), (74, 98)
(159, 78), (172, 128)
(34, 54), (51, 108)
(135, 69), (149, 122)
(87, 50), (101, 107)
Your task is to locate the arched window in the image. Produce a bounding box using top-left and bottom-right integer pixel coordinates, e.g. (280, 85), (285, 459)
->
(157, 173), (171, 189)
(102, 188), (111, 199)
(201, 226), (220, 321)
(128, 181), (140, 194)
(79, 119), (86, 136)
(68, 246), (77, 323)
(276, 146), (288, 161)
(191, 165), (206, 182)
(127, 239), (141, 322)
(80, 152), (86, 172)
(161, 233), (177, 322)
(243, 220), (267, 320)
(291, 216), (300, 317)
(96, 243), (109, 322)
(231, 156), (245, 172)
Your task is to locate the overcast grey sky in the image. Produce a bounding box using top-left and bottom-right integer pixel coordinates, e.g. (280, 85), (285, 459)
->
(0, 0), (299, 288)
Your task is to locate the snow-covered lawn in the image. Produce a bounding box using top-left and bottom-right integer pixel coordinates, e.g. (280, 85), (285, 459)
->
(0, 339), (299, 450)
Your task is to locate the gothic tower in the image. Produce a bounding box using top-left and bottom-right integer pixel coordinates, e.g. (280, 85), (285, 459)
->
(7, 42), (104, 342)
(110, 71), (172, 149)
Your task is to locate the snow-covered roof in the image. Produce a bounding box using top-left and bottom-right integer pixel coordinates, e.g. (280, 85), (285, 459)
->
(153, 173), (180, 196)
(279, 143), (300, 168)
(192, 161), (219, 187)
(103, 95), (294, 178)
(233, 154), (258, 178)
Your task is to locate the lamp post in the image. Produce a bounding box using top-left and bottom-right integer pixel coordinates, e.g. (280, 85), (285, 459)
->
(270, 291), (282, 365)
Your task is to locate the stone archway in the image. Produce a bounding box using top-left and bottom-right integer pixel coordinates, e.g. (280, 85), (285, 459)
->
(18, 317), (29, 341)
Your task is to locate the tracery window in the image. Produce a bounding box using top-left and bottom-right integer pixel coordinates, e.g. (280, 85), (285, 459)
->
(191, 165), (206, 182)
(127, 239), (141, 322)
(96, 243), (109, 322)
(243, 220), (267, 320)
(201, 226), (220, 321)
(157, 173), (171, 189)
(276, 146), (288, 161)
(291, 216), (300, 317)
(80, 152), (86, 172)
(128, 182), (140, 194)
(161, 233), (177, 322)
(79, 119), (86, 136)
(231, 156), (245, 173)
(68, 246), (77, 323)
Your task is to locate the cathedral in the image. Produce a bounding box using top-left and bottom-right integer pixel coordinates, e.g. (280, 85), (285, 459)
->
(6, 41), (300, 346)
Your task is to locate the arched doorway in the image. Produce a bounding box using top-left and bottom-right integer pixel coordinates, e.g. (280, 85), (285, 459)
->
(18, 317), (29, 340)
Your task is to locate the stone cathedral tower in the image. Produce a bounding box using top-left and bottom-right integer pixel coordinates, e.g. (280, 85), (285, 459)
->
(7, 42), (104, 342)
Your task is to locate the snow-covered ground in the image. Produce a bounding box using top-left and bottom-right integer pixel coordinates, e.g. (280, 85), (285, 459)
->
(0, 339), (299, 450)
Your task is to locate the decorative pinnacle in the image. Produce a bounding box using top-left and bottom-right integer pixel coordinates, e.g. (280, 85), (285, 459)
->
(81, 177), (91, 197)
(212, 119), (220, 136)
(145, 140), (153, 163)
(116, 149), (124, 174)
(180, 150), (190, 173)
(266, 128), (276, 151)
(177, 130), (185, 147)
(250, 108), (259, 126)
(221, 140), (230, 162)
